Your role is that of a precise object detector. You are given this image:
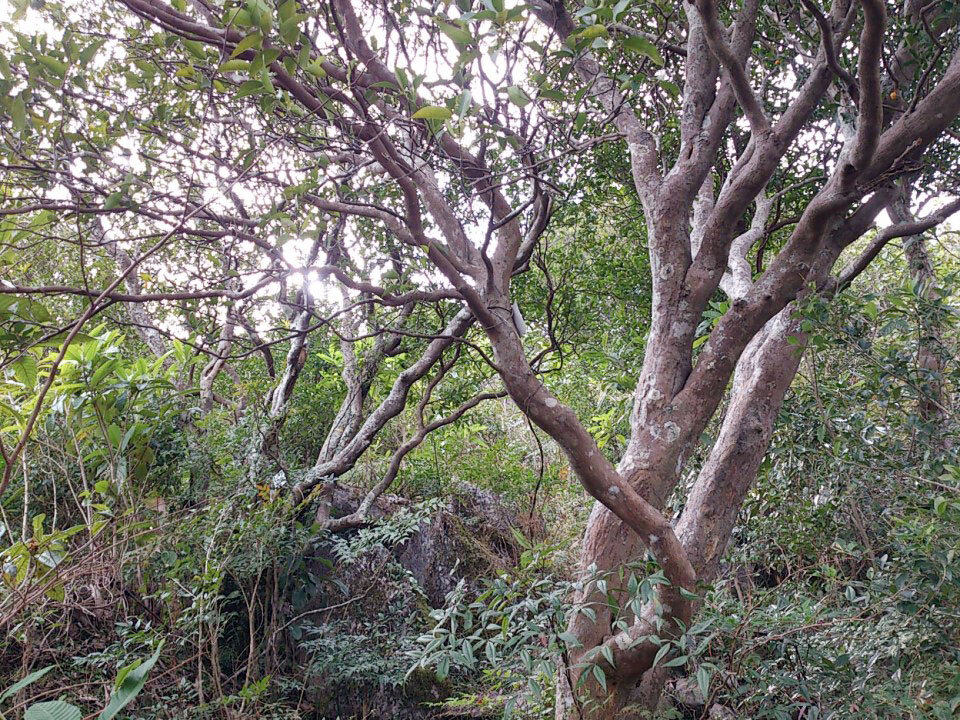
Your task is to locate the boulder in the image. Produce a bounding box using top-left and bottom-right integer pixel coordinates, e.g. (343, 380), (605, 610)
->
(298, 483), (532, 719)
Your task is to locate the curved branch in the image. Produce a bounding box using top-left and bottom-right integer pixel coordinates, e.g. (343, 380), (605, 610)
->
(293, 308), (475, 499)
(800, 0), (860, 104)
(837, 196), (960, 289)
(693, 0), (770, 136)
(848, 0), (887, 175)
(326, 389), (507, 531)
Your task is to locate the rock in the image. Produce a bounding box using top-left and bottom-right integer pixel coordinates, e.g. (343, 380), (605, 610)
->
(299, 483), (530, 719)
(316, 482), (526, 605)
(673, 676), (705, 707)
(709, 703), (736, 719)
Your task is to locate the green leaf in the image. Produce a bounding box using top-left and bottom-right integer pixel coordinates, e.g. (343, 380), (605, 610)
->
(612, 0), (631, 21)
(55, 524), (87, 542)
(219, 59), (251, 73)
(181, 39), (207, 60)
(412, 106), (452, 120)
(651, 642), (671, 669)
(455, 89), (472, 118)
(35, 331), (94, 348)
(231, 32), (263, 58)
(280, 16), (302, 44)
(32, 513), (46, 539)
(591, 664), (606, 691)
(253, 1), (274, 34)
(97, 642), (164, 720)
(304, 60), (326, 77)
(112, 659), (142, 690)
(260, 71), (276, 95)
(599, 643), (614, 667)
(13, 356), (37, 388)
(623, 35), (663, 65)
(103, 192), (124, 210)
(24, 701), (83, 720)
(225, 7), (255, 26)
(0, 665), (55, 703)
(44, 583), (66, 602)
(10, 96), (27, 132)
(506, 85), (530, 107)
(28, 300), (51, 323)
(663, 654), (688, 668)
(579, 24), (607, 40)
(278, 0), (297, 21)
(659, 79), (680, 97)
(79, 39), (107, 66)
(436, 655), (450, 681)
(37, 55), (68, 78)
(435, 19), (474, 45)
(235, 80), (264, 98)
(106, 424), (123, 449)
(257, 49), (282, 66)
(696, 666), (711, 699)
(282, 182), (312, 199)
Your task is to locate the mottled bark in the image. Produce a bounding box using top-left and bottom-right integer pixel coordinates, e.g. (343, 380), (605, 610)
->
(246, 307), (313, 480)
(198, 304), (237, 414)
(315, 304), (410, 465)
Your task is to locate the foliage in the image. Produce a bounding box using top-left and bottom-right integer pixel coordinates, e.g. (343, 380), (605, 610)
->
(0, 0), (958, 717)
(1, 643), (163, 720)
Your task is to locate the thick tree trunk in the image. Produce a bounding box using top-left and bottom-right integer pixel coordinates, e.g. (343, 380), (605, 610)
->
(557, 308), (806, 719)
(674, 308), (801, 578)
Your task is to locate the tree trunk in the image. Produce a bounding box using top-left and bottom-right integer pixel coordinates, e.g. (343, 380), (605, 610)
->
(557, 308), (807, 719)
(889, 190), (953, 449)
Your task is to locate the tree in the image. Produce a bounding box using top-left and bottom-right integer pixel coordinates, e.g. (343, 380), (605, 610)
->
(1, 0), (959, 716)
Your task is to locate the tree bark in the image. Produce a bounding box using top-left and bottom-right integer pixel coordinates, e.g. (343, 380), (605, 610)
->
(889, 189), (953, 449)
(555, 308), (808, 720)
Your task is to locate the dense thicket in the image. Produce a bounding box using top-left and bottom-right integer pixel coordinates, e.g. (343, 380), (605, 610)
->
(1, 0), (959, 717)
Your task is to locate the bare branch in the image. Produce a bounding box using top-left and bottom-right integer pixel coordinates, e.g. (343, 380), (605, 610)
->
(848, 0), (887, 176)
(799, 0), (860, 104)
(837, 196), (960, 288)
(693, 0), (770, 137)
